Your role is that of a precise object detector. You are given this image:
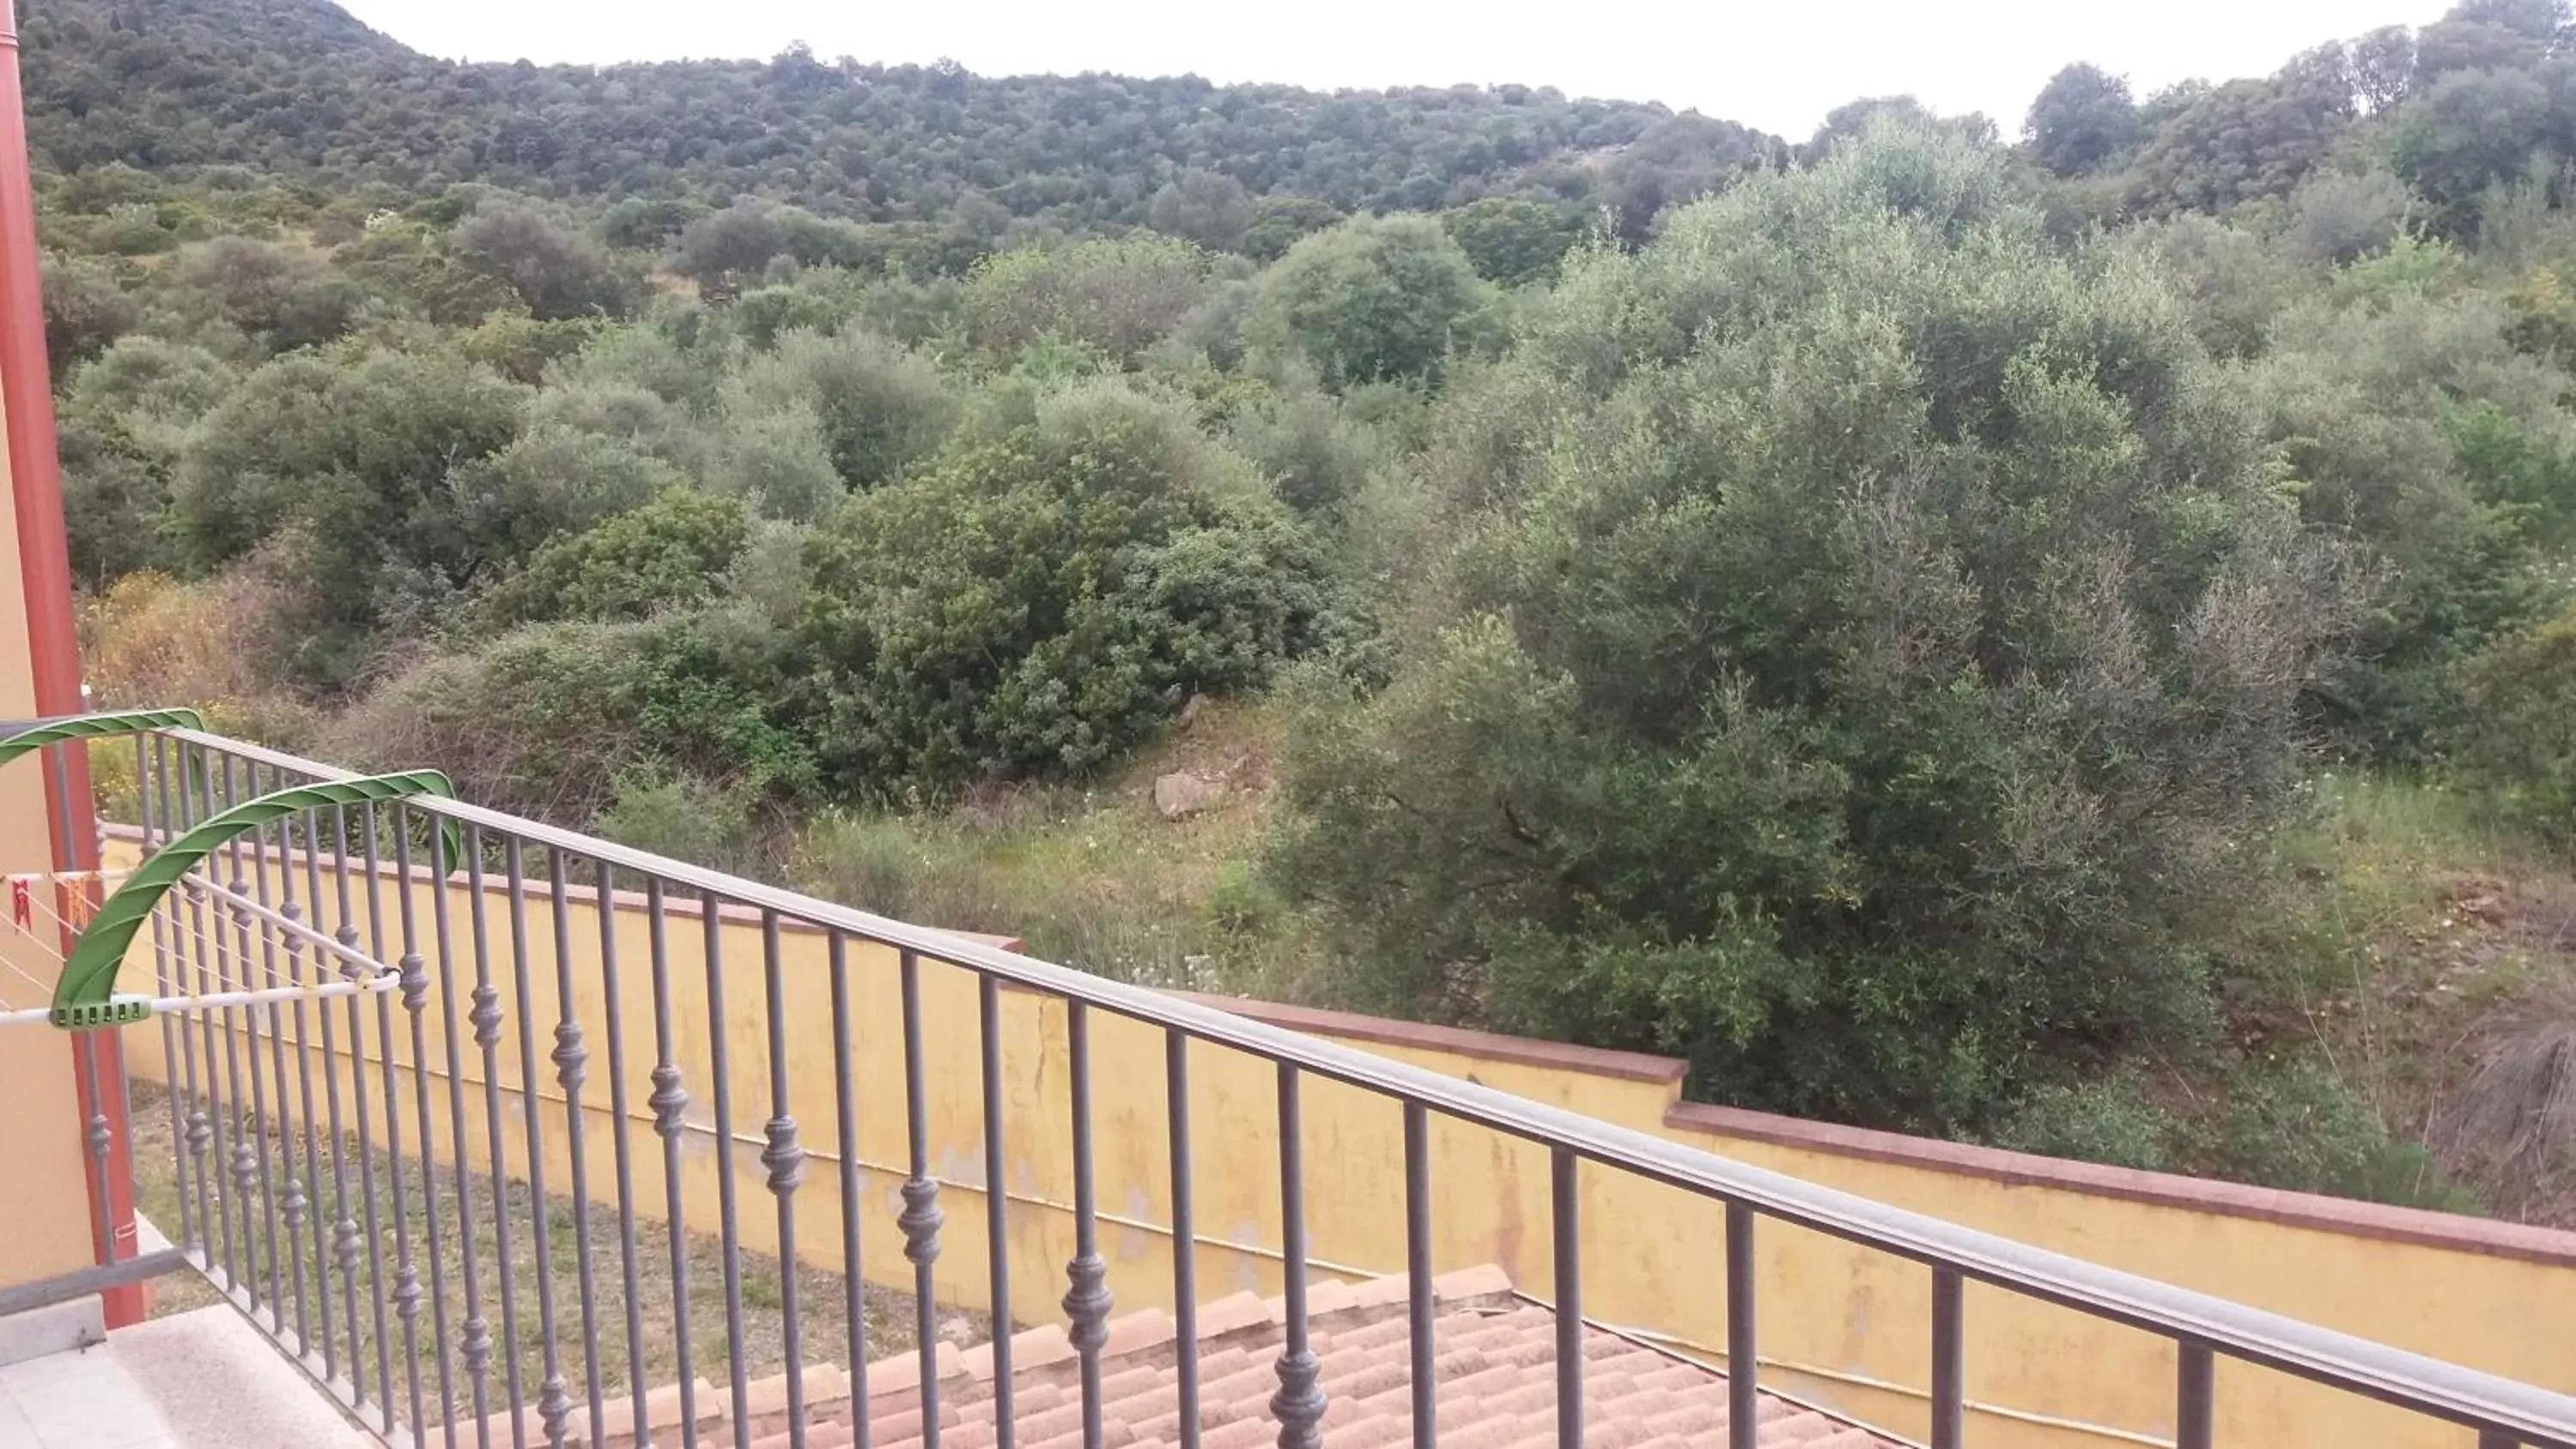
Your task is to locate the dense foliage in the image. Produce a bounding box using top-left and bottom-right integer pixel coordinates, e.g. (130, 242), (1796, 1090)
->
(24, 0), (1772, 245)
(1273, 130), (2342, 1125)
(39, 0), (2576, 1169)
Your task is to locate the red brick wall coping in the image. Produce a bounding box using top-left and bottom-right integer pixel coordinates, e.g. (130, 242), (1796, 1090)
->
(1176, 992), (1692, 1086)
(1665, 1100), (2576, 1270)
(1194, 988), (2576, 1273)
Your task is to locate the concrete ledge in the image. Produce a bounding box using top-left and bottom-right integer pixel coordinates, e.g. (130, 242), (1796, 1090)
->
(0, 1300), (100, 1369)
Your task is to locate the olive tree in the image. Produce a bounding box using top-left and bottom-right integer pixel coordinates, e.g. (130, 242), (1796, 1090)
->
(1246, 215), (1493, 391)
(1273, 127), (2349, 1131)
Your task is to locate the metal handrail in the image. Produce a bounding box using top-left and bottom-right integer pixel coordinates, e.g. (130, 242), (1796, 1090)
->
(151, 725), (2576, 1446)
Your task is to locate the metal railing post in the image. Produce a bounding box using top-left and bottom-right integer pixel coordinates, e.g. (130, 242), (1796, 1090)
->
(1727, 1203), (1757, 1449)
(2177, 1343), (2215, 1449)
(1931, 1268), (1965, 1449)
(1270, 1064), (1324, 1449)
(1552, 1148), (1582, 1449)
(979, 974), (1015, 1449)
(828, 930), (871, 1449)
(896, 949), (944, 1449)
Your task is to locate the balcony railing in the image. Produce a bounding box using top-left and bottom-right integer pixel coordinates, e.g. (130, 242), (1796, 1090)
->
(22, 721), (2576, 1449)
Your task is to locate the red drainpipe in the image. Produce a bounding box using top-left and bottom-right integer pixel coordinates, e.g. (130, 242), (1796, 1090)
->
(0, 6), (143, 1329)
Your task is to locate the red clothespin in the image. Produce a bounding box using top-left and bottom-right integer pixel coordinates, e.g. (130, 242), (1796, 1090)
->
(10, 878), (27, 930)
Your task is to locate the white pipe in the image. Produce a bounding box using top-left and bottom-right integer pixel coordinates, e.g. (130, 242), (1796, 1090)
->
(182, 873), (390, 979)
(0, 970), (398, 1027)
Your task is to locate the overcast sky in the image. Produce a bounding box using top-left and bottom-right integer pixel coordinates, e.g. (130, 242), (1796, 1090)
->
(333, 0), (2456, 139)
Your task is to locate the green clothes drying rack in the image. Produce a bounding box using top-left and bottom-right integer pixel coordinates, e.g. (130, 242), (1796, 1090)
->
(0, 711), (460, 1029)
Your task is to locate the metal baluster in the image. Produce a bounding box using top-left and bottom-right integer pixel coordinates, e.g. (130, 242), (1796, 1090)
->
(646, 880), (699, 1448)
(896, 949), (944, 1449)
(438, 821), (497, 1449)
(701, 897), (751, 1449)
(76, 1009), (116, 1280)
(167, 745), (216, 1270)
(548, 853), (605, 1446)
(333, 803), (396, 1432)
(761, 911), (810, 1449)
(1166, 1031), (1200, 1449)
(980, 975), (1014, 1449)
(1269, 1064), (1323, 1449)
(394, 809), (462, 1449)
(2176, 1343), (2213, 1449)
(1065, 1001), (1110, 1449)
(466, 829), (528, 1449)
(1930, 1269), (1964, 1449)
(149, 738), (202, 1256)
(225, 767), (281, 1325)
(220, 756), (278, 1318)
(503, 840), (571, 1448)
(1552, 1149), (1581, 1449)
(102, 1030), (138, 1273)
(303, 801), (358, 1394)
(596, 859), (647, 1448)
(247, 765), (311, 1353)
(365, 810), (427, 1440)
(1726, 1203), (1756, 1449)
(139, 737), (190, 1256)
(215, 749), (257, 1302)
(178, 748), (232, 1305)
(829, 931), (871, 1449)
(1403, 1103), (1433, 1449)
(278, 800), (334, 1372)
(218, 756), (263, 1304)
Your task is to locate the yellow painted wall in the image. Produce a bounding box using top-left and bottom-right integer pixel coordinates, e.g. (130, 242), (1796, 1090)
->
(107, 835), (2575, 1449)
(0, 384), (104, 1294)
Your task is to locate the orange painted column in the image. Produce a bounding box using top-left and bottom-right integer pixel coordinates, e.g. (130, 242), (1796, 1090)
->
(0, 6), (141, 1327)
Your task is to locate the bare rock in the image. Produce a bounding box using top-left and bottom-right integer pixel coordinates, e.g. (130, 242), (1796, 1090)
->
(1152, 772), (1226, 821)
(1176, 693), (1211, 731)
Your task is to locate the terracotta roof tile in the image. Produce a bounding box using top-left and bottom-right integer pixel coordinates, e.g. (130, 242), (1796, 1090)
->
(528, 1265), (1907, 1449)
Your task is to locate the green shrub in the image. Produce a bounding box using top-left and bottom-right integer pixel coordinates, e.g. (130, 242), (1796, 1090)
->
(474, 489), (751, 630)
(590, 771), (767, 876)
(2196, 1057), (2462, 1207)
(960, 236), (1208, 365)
(1273, 127), (2348, 1131)
(451, 200), (637, 321)
(799, 379), (1353, 795)
(1227, 392), (1388, 516)
(1206, 859), (1285, 935)
(1441, 197), (1585, 287)
(1990, 1073), (2178, 1171)
(40, 250), (136, 367)
(163, 235), (362, 355)
(169, 347), (532, 687)
(728, 330), (957, 491)
(1247, 215), (1494, 392)
(447, 424), (684, 564)
(2456, 603), (2576, 840)
(2251, 288), (2576, 760)
(337, 612), (816, 822)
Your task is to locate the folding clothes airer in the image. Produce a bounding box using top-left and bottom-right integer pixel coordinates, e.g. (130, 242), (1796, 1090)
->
(0, 709), (462, 1029)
